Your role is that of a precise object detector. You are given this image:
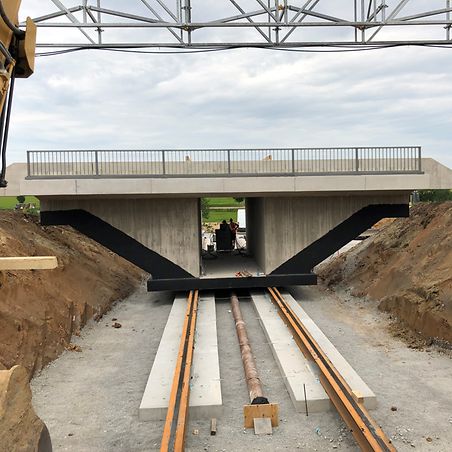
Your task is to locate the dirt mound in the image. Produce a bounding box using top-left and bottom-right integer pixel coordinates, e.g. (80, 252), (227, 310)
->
(319, 202), (452, 345)
(0, 365), (51, 452)
(0, 211), (144, 377)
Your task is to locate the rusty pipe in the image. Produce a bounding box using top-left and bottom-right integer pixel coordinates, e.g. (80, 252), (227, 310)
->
(230, 293), (268, 405)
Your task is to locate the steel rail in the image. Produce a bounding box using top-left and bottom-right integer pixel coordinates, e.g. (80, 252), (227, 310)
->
(267, 287), (396, 452)
(160, 290), (199, 452)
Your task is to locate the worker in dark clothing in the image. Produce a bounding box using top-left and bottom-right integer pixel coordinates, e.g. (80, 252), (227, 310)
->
(229, 218), (238, 249)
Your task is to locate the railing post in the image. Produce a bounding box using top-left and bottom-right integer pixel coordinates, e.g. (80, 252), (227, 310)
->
(417, 147), (422, 172)
(162, 150), (166, 175)
(227, 149), (231, 174)
(291, 149), (295, 174)
(26, 151), (31, 177)
(355, 147), (359, 172)
(94, 150), (99, 176)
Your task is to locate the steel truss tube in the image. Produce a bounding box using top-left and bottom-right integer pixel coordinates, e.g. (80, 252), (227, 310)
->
(31, 20), (452, 28)
(24, 0), (452, 48)
(368, 0), (411, 41)
(228, 0), (271, 43)
(448, 0), (451, 41)
(88, 6), (160, 24)
(96, 0), (102, 44)
(50, 0), (95, 44)
(31, 6), (83, 24)
(139, 0), (183, 42)
(280, 0), (319, 44)
(208, 6), (277, 25)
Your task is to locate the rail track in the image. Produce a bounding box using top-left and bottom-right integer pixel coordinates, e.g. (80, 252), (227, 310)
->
(267, 287), (396, 452)
(160, 288), (395, 452)
(160, 290), (199, 452)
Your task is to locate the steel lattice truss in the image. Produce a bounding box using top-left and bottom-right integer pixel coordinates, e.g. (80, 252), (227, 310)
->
(22, 1), (452, 49)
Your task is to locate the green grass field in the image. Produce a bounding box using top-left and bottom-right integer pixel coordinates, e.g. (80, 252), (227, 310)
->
(206, 197), (244, 208)
(0, 196), (40, 210)
(205, 209), (237, 223)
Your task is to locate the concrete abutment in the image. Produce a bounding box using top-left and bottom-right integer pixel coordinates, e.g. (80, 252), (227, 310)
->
(247, 193), (409, 274)
(39, 192), (409, 290)
(40, 197), (200, 276)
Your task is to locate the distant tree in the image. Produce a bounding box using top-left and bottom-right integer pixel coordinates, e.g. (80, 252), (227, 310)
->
(418, 190), (452, 202)
(233, 197), (244, 203)
(16, 195), (25, 204)
(201, 198), (210, 220)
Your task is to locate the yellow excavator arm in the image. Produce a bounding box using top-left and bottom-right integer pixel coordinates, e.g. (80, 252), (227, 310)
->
(0, 0), (36, 187)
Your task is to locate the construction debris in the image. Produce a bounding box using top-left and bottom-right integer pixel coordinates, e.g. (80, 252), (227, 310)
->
(66, 344), (82, 353)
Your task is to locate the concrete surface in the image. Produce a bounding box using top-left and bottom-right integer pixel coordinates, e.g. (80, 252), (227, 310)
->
(281, 291), (376, 408)
(251, 291), (376, 413)
(30, 284), (452, 451)
(138, 293), (186, 421)
(39, 197), (200, 276)
(139, 292), (222, 421)
(247, 194), (408, 273)
(201, 253), (261, 278)
(251, 291), (330, 413)
(2, 158), (452, 197)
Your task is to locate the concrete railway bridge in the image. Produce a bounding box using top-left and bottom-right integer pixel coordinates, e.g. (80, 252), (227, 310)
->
(2, 146), (452, 291)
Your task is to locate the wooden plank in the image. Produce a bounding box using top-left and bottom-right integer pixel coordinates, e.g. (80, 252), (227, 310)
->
(210, 418), (217, 436)
(243, 403), (279, 428)
(0, 257), (58, 271)
(352, 390), (364, 404)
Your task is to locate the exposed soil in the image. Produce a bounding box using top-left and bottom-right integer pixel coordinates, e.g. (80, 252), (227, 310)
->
(0, 365), (51, 452)
(0, 211), (144, 377)
(319, 202), (452, 346)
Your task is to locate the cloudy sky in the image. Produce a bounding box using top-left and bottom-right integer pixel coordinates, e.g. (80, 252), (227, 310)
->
(6, 1), (452, 167)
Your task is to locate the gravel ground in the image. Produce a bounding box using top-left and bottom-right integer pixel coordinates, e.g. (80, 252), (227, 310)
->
(31, 284), (452, 452)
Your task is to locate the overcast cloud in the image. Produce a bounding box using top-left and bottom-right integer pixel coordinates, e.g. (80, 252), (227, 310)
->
(6, 1), (452, 167)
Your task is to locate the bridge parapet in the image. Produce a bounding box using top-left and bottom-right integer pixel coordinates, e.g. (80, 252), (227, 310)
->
(26, 147), (422, 179)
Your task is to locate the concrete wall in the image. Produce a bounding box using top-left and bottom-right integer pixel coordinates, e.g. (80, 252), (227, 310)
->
(422, 158), (452, 189)
(40, 197), (200, 276)
(0, 163), (27, 196)
(248, 194), (409, 274)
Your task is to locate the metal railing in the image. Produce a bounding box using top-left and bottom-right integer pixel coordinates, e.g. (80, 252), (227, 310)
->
(26, 147), (422, 179)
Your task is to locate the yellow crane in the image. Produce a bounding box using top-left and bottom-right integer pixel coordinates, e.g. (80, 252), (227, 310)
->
(0, 0), (35, 187)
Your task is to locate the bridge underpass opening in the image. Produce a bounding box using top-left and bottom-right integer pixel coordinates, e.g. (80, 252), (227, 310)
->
(200, 197), (263, 279)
